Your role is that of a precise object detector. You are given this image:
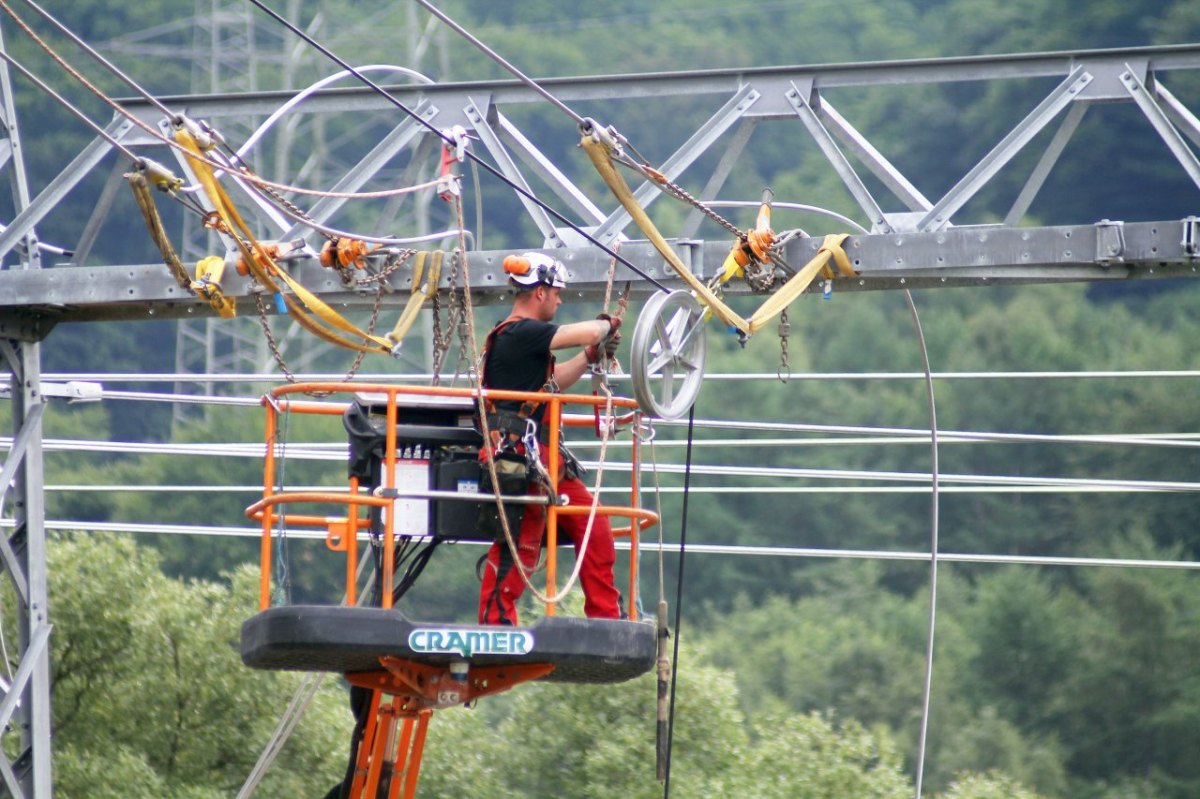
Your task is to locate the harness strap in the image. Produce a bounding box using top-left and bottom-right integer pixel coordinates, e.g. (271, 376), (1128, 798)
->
(481, 316), (556, 410)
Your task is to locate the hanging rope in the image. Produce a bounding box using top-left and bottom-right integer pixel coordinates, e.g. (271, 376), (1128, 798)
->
(126, 169), (192, 292)
(639, 418), (673, 782)
(662, 404), (697, 797)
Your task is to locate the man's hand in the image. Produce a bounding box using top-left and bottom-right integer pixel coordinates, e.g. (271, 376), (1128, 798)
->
(586, 323), (622, 364)
(597, 312), (622, 335)
(586, 313), (622, 363)
(603, 330), (621, 358)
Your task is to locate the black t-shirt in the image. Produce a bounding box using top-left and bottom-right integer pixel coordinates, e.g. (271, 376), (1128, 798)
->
(482, 318), (557, 417)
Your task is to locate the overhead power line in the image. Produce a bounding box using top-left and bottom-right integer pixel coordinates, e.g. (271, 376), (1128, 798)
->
(9, 519), (1200, 572)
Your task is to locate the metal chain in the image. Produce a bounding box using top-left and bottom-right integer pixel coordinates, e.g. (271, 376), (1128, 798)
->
(333, 280), (389, 387)
(453, 293), (474, 379)
(254, 288), (298, 383)
(249, 174), (336, 241)
(449, 250), (475, 380)
(251, 272), (390, 390)
(430, 250), (463, 383)
(777, 308), (791, 383)
(745, 259), (777, 292)
(653, 175), (745, 240)
(626, 154), (792, 295)
(430, 288), (444, 385)
(357, 248), (415, 285)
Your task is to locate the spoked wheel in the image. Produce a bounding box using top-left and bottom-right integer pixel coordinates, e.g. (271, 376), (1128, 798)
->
(630, 290), (707, 420)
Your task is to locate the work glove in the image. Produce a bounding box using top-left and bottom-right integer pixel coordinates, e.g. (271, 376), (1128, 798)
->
(603, 330), (622, 358)
(585, 330), (621, 364)
(585, 331), (623, 364)
(597, 312), (622, 336)
(585, 314), (622, 363)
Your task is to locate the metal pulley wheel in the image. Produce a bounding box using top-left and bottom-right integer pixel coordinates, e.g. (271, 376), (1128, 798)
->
(630, 290), (707, 420)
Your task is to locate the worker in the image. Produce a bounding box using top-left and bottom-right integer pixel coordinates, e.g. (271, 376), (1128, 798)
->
(477, 251), (623, 625)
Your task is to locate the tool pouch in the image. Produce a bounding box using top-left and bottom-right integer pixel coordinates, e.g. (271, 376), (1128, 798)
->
(477, 455), (529, 539)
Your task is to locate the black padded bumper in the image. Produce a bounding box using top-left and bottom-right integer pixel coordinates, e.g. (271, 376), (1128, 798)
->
(241, 606), (656, 684)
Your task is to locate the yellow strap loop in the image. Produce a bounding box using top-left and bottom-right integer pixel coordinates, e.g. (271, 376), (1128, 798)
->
(385, 249), (443, 348)
(174, 127), (392, 354)
(192, 255), (236, 319)
(718, 246), (745, 284)
(582, 132), (858, 337)
(746, 234), (850, 333)
(581, 134), (750, 332)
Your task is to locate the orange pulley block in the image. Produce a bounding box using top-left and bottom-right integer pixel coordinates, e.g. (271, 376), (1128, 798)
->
(235, 242), (288, 277)
(320, 237), (375, 271)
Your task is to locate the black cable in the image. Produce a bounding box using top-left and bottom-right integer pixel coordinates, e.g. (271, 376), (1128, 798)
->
(245, 0), (671, 294)
(393, 538), (441, 603)
(663, 404), (696, 798)
(413, 0), (584, 126)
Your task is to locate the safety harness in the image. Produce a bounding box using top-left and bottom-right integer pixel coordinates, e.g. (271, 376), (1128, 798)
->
(479, 315), (557, 456)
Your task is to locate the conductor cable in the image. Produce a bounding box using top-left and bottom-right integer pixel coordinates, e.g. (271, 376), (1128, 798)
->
(0, 0), (447, 203)
(412, 0), (585, 126)
(7, 0), (173, 117)
(0, 47), (140, 162)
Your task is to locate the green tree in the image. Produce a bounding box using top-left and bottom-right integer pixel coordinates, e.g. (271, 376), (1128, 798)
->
(420, 644), (913, 798)
(935, 770), (1048, 799)
(13, 532), (353, 797)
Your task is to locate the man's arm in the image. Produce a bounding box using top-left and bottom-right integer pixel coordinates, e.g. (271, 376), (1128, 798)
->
(549, 319), (611, 350)
(550, 319), (615, 391)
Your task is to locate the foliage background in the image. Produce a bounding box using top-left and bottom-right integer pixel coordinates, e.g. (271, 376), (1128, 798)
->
(1, 0), (1199, 796)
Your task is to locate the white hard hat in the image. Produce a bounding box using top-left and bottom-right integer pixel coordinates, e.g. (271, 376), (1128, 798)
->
(502, 252), (567, 289)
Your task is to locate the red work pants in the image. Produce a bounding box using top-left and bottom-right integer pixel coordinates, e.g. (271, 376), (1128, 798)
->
(478, 454), (620, 626)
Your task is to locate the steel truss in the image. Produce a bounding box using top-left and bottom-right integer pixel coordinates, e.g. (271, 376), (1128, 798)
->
(0, 44), (1198, 324)
(1, 37), (1200, 795)
(0, 20), (51, 799)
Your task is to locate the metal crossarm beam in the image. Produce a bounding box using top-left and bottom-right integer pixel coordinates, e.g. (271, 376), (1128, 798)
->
(590, 84), (761, 245)
(3, 218), (1197, 323)
(117, 44), (1200, 125)
(787, 82), (891, 233)
(464, 96), (560, 246)
(917, 68), (1094, 231)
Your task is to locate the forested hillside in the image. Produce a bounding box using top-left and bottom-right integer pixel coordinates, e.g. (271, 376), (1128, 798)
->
(3, 0), (1199, 796)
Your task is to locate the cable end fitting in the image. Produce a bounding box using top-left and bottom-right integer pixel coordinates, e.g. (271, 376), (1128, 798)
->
(137, 158), (183, 192)
(173, 115), (219, 151)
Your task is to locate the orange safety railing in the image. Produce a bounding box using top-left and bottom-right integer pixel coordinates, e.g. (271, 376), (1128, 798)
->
(246, 383), (658, 620)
